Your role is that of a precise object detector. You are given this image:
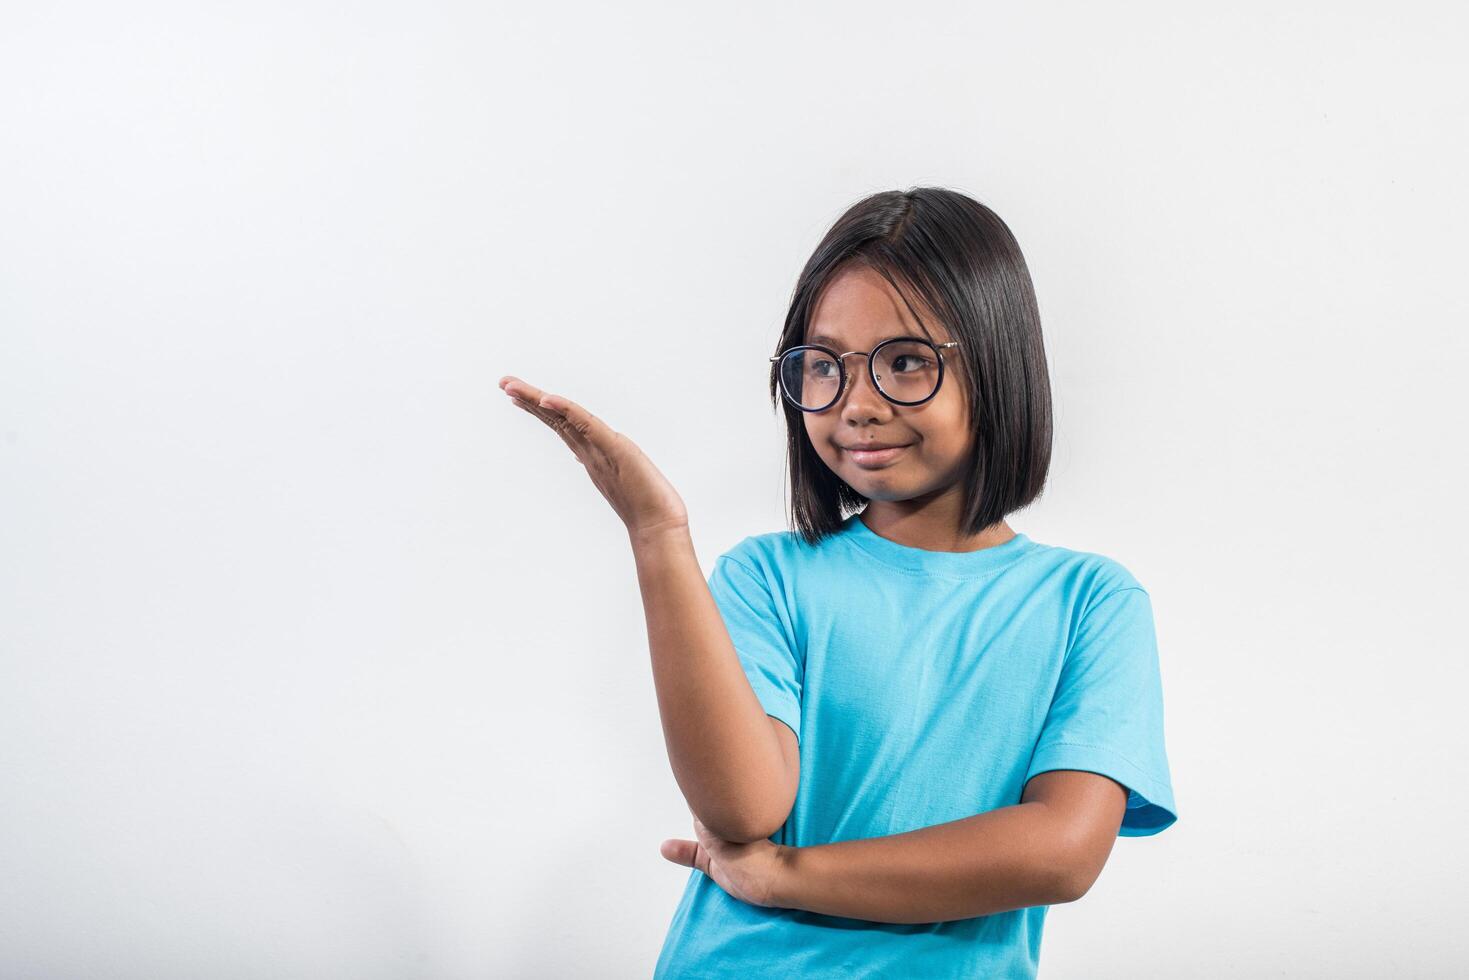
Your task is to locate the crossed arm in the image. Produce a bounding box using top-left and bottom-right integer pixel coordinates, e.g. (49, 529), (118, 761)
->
(620, 521), (1131, 923)
(769, 768), (1130, 924)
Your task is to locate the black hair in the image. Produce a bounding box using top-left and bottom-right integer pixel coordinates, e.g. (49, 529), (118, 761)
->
(772, 186), (1053, 546)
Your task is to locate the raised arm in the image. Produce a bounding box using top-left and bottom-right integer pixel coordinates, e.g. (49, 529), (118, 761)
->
(499, 375), (795, 843)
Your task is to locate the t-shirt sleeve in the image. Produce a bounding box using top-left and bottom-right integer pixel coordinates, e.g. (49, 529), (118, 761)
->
(706, 552), (803, 744)
(1025, 586), (1178, 837)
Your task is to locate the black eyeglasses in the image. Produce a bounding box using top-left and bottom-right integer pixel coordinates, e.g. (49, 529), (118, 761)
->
(769, 338), (960, 412)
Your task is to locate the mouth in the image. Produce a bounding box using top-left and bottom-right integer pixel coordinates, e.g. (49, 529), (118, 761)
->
(844, 444), (911, 467)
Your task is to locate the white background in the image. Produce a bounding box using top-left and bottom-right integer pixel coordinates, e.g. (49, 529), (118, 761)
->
(3, 2), (1466, 977)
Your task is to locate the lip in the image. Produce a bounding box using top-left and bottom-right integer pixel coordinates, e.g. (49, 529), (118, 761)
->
(844, 443), (911, 467)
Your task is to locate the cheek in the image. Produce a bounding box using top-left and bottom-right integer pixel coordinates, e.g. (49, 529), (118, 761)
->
(918, 417), (974, 464)
(803, 419), (833, 457)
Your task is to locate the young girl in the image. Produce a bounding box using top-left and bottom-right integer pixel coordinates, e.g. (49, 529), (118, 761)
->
(499, 186), (1176, 979)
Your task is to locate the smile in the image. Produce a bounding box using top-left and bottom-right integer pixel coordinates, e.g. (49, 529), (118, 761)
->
(845, 445), (910, 467)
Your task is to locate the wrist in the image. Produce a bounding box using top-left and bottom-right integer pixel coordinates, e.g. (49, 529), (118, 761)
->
(767, 843), (802, 911)
(628, 519), (692, 551)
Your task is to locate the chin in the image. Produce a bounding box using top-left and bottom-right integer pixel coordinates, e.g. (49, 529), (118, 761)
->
(848, 477), (911, 501)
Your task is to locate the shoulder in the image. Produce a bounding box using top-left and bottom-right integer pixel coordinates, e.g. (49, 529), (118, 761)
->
(1021, 535), (1149, 608)
(709, 525), (847, 589)
(716, 525), (834, 564)
(1020, 540), (1161, 664)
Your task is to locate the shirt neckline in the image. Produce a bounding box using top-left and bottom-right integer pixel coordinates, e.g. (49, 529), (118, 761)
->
(840, 511), (1037, 577)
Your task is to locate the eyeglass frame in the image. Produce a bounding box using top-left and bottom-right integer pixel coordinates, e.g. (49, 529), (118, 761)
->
(769, 338), (961, 412)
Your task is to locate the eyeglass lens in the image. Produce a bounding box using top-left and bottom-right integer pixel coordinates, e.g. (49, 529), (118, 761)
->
(779, 341), (941, 411)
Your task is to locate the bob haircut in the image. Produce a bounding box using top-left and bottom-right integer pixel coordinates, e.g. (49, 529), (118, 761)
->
(772, 186), (1053, 546)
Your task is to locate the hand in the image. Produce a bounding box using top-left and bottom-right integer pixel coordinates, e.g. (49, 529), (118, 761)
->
(499, 375), (689, 541)
(660, 813), (791, 910)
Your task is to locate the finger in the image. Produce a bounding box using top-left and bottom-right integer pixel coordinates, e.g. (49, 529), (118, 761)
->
(691, 823), (725, 856)
(500, 378), (555, 421)
(499, 378), (603, 452)
(531, 392), (615, 458)
(506, 392), (561, 428)
(499, 377), (546, 403)
(499, 377), (563, 416)
(503, 387), (594, 459)
(660, 838), (697, 867)
(501, 378), (571, 427)
(663, 838), (712, 878)
(538, 393), (610, 442)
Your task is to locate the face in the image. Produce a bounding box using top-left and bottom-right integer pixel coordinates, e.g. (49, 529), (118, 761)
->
(798, 264), (974, 508)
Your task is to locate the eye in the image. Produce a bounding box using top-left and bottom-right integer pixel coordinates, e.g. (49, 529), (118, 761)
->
(890, 354), (933, 373)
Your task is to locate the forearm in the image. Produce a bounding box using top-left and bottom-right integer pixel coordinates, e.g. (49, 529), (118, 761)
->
(772, 801), (1081, 924)
(631, 525), (788, 843)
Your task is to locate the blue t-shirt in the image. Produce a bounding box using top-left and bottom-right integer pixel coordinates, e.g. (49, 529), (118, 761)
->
(654, 513), (1177, 979)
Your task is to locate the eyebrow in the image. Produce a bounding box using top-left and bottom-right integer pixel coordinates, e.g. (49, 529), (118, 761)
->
(806, 333), (930, 348)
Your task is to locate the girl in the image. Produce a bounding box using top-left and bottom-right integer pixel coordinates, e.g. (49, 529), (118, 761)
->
(499, 186), (1176, 979)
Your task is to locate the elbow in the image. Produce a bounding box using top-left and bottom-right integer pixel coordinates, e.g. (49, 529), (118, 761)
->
(702, 805), (787, 846)
(722, 786), (794, 843)
(700, 822), (773, 845)
(721, 825), (777, 845)
(1047, 842), (1105, 905)
(1050, 864), (1096, 904)
(719, 810), (787, 845)
(694, 808), (784, 845)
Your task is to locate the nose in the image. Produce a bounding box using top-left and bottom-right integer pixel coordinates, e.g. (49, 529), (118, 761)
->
(836, 355), (891, 420)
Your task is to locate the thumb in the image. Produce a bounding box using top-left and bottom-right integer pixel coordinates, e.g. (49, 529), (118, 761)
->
(660, 838), (699, 868)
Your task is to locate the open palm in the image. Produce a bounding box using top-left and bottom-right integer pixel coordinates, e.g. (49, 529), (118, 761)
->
(499, 375), (689, 540)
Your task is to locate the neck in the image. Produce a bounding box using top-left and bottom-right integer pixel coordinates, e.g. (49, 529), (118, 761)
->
(858, 501), (1015, 553)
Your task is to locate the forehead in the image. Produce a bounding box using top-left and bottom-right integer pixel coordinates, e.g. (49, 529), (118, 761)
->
(804, 264), (947, 347)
